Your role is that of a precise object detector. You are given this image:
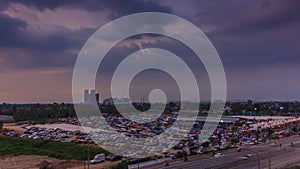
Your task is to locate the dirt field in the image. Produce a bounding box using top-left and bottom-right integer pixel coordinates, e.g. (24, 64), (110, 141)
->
(2, 123), (25, 133)
(1, 123), (120, 168)
(0, 155), (119, 169)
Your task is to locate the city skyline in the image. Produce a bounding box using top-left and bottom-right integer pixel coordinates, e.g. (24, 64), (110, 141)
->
(0, 1), (300, 103)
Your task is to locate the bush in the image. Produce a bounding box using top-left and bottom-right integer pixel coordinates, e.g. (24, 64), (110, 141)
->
(111, 160), (127, 169)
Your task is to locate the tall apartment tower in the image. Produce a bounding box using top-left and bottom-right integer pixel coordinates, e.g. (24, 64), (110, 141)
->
(84, 89), (89, 104)
(95, 93), (100, 104)
(84, 89), (100, 104)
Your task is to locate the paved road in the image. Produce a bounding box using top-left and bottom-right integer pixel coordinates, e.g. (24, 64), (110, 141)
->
(149, 135), (300, 169)
(233, 147), (300, 169)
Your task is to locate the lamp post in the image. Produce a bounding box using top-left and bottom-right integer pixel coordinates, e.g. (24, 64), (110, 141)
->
(268, 122), (272, 169)
(87, 142), (90, 169)
(83, 142), (86, 169)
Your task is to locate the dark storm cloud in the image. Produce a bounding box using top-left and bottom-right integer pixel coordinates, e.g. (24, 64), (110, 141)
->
(0, 3), (97, 70)
(28, 27), (96, 52)
(0, 13), (26, 46)
(2, 0), (172, 17)
(188, 0), (300, 34)
(0, 0), (300, 102)
(0, 16), (96, 70)
(0, 0), (62, 11)
(0, 21), (95, 51)
(0, 0), (171, 70)
(171, 0), (300, 68)
(223, 1), (300, 34)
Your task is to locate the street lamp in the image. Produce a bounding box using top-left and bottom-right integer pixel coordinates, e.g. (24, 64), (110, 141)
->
(268, 122), (272, 169)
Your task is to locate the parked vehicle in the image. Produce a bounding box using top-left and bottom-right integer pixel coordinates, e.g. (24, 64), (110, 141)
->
(90, 154), (105, 164)
(106, 154), (122, 161)
(165, 153), (175, 159)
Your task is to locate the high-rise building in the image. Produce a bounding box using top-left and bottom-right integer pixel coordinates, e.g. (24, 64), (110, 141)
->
(84, 89), (89, 104)
(90, 89), (95, 96)
(95, 93), (100, 104)
(84, 89), (100, 104)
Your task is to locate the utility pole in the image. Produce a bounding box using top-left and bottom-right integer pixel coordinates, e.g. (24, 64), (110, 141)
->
(83, 142), (86, 169)
(87, 143), (90, 169)
(268, 122), (271, 169)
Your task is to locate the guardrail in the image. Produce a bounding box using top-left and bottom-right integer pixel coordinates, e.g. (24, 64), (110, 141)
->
(128, 157), (172, 169)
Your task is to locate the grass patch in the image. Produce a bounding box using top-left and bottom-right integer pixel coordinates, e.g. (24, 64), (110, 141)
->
(110, 160), (127, 169)
(0, 135), (109, 160)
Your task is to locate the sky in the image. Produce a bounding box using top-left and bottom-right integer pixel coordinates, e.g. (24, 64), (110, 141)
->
(0, 0), (300, 103)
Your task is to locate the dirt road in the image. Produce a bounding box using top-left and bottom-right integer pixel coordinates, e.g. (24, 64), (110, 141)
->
(0, 155), (119, 169)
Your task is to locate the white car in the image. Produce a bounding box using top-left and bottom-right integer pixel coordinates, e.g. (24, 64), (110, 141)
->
(214, 153), (225, 158)
(241, 156), (248, 160)
(245, 154), (252, 157)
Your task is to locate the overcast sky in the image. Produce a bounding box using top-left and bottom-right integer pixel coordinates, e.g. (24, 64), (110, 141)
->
(0, 0), (300, 103)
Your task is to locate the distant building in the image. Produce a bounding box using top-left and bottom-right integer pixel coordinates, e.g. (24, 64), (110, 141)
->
(84, 90), (89, 104)
(247, 99), (253, 110)
(103, 98), (114, 106)
(95, 93), (100, 104)
(0, 115), (15, 123)
(102, 97), (130, 106)
(84, 89), (100, 104)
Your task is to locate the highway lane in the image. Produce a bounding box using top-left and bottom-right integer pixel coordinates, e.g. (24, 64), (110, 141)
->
(149, 135), (300, 169)
(231, 147), (300, 169)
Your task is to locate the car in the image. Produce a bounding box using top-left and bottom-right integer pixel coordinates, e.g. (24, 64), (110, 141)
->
(192, 148), (204, 154)
(241, 156), (248, 160)
(165, 153), (175, 159)
(173, 144), (183, 150)
(245, 154), (252, 157)
(214, 153), (225, 158)
(107, 155), (122, 161)
(175, 151), (184, 158)
(249, 142), (256, 145)
(218, 145), (227, 150)
(270, 142), (278, 147)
